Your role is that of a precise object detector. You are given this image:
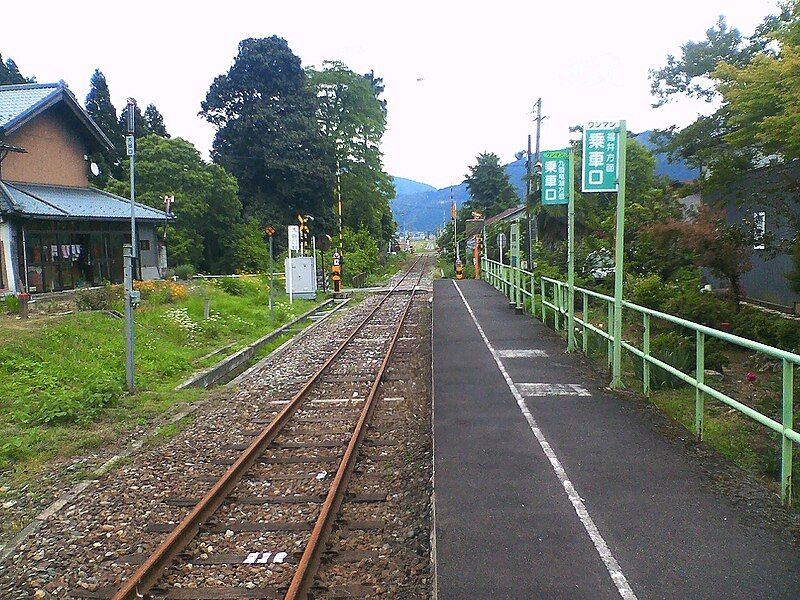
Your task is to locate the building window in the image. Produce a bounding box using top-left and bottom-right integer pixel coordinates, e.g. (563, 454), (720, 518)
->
(140, 239), (151, 251)
(754, 211), (766, 250)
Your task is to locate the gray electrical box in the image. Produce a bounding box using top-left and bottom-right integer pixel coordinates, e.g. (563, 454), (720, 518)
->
(285, 256), (317, 300)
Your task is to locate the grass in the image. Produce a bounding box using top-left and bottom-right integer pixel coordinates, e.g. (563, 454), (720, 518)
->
(367, 252), (409, 286)
(0, 277), (321, 495)
(560, 310), (797, 495)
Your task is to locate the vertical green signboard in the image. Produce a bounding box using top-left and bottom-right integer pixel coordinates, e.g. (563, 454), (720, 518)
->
(581, 121), (620, 192)
(541, 149), (571, 205)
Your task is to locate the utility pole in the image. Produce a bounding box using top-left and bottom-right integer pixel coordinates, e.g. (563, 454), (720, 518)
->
(126, 98), (137, 277)
(526, 133), (533, 267)
(451, 186), (459, 266)
(124, 99), (137, 391)
(123, 244), (135, 390)
(533, 98), (543, 246)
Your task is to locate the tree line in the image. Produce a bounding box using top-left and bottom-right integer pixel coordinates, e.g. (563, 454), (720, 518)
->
(440, 2), (800, 313)
(1, 37), (396, 275)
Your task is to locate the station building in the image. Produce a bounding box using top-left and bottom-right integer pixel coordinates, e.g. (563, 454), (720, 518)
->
(0, 82), (169, 295)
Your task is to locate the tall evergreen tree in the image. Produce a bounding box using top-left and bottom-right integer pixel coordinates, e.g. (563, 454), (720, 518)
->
(200, 37), (335, 238)
(118, 102), (149, 139)
(308, 61), (394, 243)
(85, 70), (121, 144)
(463, 153), (519, 217)
(0, 55), (31, 85)
(144, 103), (170, 137)
(85, 69), (122, 184)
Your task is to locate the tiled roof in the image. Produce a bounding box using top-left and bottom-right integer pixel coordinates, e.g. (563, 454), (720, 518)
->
(485, 204), (526, 226)
(0, 181), (170, 222)
(0, 82), (113, 150)
(0, 83), (62, 130)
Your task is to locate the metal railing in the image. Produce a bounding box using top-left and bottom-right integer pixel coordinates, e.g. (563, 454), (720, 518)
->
(481, 256), (799, 507)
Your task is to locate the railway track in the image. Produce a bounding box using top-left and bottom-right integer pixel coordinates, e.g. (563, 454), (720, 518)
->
(102, 257), (430, 599)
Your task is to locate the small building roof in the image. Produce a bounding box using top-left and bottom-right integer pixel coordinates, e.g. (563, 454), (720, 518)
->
(484, 204), (527, 226)
(0, 82), (114, 151)
(0, 181), (170, 222)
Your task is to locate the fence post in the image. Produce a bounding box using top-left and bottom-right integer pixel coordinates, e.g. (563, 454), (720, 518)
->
(695, 331), (705, 441)
(554, 283), (560, 331)
(782, 359), (794, 507)
(541, 279), (546, 322)
(531, 275), (536, 318)
(607, 301), (613, 367)
(582, 292), (588, 354)
(643, 313), (650, 396)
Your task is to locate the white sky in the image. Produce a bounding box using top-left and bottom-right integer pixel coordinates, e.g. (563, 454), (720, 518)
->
(2, 0), (781, 189)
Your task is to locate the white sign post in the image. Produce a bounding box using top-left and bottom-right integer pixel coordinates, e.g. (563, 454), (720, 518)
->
(288, 225), (300, 304)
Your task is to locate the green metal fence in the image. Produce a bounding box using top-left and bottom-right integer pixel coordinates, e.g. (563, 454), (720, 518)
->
(481, 256), (799, 507)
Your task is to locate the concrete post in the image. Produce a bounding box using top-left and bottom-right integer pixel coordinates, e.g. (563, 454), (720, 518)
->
(123, 244), (135, 390)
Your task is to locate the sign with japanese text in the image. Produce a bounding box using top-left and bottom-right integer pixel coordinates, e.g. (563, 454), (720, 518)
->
(581, 121), (620, 193)
(541, 149), (571, 205)
(288, 225), (300, 251)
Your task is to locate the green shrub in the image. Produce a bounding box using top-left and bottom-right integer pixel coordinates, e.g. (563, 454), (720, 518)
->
(648, 331), (694, 389)
(627, 274), (673, 311)
(174, 264), (196, 280)
(340, 228), (380, 286)
(730, 306), (800, 352)
(213, 276), (263, 297)
(3, 294), (20, 314)
(640, 330), (729, 389)
(663, 289), (735, 327)
(75, 284), (121, 311)
(34, 377), (120, 424)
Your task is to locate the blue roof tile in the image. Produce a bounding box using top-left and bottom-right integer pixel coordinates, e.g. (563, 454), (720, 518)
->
(0, 83), (62, 131)
(0, 82), (113, 150)
(0, 181), (170, 222)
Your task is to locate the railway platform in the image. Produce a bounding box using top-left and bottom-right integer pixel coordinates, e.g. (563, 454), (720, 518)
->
(432, 279), (800, 599)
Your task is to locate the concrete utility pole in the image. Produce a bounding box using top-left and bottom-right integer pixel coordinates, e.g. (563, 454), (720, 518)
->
(532, 98), (543, 246)
(123, 244), (135, 390)
(126, 98), (137, 275)
(124, 99), (138, 392)
(526, 133), (533, 267)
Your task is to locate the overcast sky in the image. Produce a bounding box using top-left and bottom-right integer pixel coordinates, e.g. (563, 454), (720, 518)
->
(2, 0), (782, 189)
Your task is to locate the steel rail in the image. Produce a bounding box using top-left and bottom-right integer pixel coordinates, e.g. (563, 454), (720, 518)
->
(112, 258), (422, 600)
(285, 264), (425, 599)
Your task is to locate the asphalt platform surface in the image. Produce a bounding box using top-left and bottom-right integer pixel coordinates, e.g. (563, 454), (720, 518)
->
(432, 278), (800, 599)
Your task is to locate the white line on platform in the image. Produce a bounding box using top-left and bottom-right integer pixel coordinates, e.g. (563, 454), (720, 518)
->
(452, 281), (637, 600)
(518, 383), (591, 397)
(497, 349), (548, 358)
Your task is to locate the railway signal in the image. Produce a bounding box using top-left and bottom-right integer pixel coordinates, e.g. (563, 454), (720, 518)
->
(455, 259), (464, 280)
(297, 214), (312, 253)
(332, 250), (342, 294)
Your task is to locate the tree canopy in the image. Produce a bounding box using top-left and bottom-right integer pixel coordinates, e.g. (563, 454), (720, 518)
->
(0, 54), (32, 85)
(106, 136), (244, 273)
(649, 3), (800, 183)
(144, 103), (169, 137)
(201, 36), (336, 239)
(84, 69), (124, 184)
(307, 61), (395, 244)
(463, 153), (519, 218)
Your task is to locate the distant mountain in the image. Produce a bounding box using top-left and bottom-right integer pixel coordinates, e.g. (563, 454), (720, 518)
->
(392, 132), (699, 232)
(392, 176), (437, 197)
(634, 130), (700, 183)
